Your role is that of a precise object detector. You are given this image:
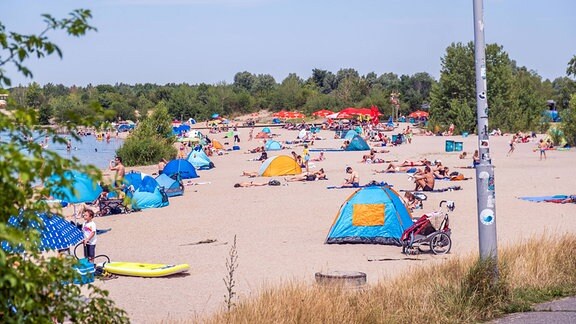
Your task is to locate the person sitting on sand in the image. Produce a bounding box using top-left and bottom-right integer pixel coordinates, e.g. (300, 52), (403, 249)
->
(413, 166), (435, 191)
(246, 146), (264, 154)
(403, 191), (422, 211)
(342, 166), (359, 187)
(233, 181), (268, 188)
(473, 150), (480, 167)
(310, 151), (325, 162)
(459, 151), (467, 159)
(257, 151), (268, 161)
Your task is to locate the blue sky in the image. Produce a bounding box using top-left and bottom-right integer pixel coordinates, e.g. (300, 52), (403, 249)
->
(2, 0), (575, 86)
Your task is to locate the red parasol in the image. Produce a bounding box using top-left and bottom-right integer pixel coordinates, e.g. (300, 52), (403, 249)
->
(408, 110), (429, 118)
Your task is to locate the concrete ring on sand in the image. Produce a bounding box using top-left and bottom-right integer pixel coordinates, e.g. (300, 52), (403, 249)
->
(315, 271), (367, 288)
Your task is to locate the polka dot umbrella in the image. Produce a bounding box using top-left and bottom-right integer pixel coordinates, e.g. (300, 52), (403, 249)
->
(1, 213), (83, 252)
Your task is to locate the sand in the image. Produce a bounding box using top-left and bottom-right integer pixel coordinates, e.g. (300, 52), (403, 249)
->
(83, 123), (576, 323)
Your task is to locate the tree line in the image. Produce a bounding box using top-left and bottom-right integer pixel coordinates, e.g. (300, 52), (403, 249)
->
(3, 44), (575, 138)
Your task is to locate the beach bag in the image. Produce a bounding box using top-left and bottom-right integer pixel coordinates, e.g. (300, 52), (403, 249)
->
(268, 179), (281, 186)
(450, 174), (465, 181)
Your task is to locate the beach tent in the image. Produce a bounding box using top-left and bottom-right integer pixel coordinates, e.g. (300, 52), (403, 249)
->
(117, 124), (133, 132)
(262, 127), (271, 133)
(187, 149), (214, 170)
(258, 155), (302, 177)
(49, 170), (102, 204)
(211, 139), (224, 150)
(265, 140), (282, 151)
(345, 135), (370, 151)
(124, 171), (169, 210)
(155, 173), (184, 197)
(344, 129), (358, 140)
(163, 159), (199, 179)
(325, 185), (413, 246)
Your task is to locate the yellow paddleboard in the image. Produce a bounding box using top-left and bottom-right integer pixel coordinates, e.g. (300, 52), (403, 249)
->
(104, 262), (189, 277)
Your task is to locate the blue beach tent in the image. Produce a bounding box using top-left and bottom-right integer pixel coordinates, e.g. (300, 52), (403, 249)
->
(49, 170), (102, 204)
(265, 140), (282, 151)
(155, 173), (184, 197)
(163, 159), (198, 179)
(124, 171), (169, 209)
(262, 127), (271, 133)
(344, 129), (358, 140)
(345, 135), (370, 151)
(187, 149), (214, 170)
(325, 185), (413, 246)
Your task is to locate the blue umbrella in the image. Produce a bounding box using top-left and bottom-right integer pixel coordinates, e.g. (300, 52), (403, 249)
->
(49, 170), (103, 204)
(1, 213), (83, 252)
(211, 113), (219, 119)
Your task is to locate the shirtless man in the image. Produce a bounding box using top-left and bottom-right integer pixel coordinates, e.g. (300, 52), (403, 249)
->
(109, 156), (126, 188)
(342, 166), (359, 187)
(233, 181), (268, 188)
(413, 166), (435, 191)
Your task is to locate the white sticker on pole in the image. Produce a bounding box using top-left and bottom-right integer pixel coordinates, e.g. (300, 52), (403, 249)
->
(480, 209), (495, 225)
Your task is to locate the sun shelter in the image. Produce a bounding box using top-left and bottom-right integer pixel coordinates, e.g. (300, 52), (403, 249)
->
(124, 171), (169, 210)
(163, 159), (199, 179)
(325, 185), (413, 246)
(187, 149), (214, 170)
(345, 135), (370, 151)
(258, 155), (302, 177)
(48, 170), (102, 204)
(211, 139), (224, 150)
(262, 127), (271, 133)
(155, 173), (184, 197)
(344, 129), (358, 140)
(265, 140), (282, 151)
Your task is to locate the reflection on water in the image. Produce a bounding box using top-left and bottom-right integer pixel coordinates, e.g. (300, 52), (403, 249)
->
(47, 135), (124, 170)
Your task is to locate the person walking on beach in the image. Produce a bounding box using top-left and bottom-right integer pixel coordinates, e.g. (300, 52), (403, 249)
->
(507, 134), (516, 156)
(233, 126), (240, 144)
(248, 127), (254, 141)
(538, 139), (547, 160)
(82, 209), (97, 263)
(303, 144), (310, 173)
(109, 156), (126, 188)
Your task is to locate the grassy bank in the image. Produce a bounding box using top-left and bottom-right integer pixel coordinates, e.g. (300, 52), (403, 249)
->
(197, 234), (576, 324)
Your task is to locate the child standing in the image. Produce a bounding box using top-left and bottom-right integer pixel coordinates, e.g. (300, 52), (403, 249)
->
(538, 139), (547, 160)
(82, 209), (97, 263)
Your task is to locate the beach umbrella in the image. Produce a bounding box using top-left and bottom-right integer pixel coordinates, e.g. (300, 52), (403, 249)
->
(49, 171), (102, 204)
(1, 213), (83, 252)
(312, 109), (334, 117)
(335, 111), (354, 119)
(286, 112), (305, 119)
(211, 113), (220, 119)
(408, 110), (429, 119)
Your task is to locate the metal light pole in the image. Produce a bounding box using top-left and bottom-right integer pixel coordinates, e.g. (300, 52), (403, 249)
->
(473, 0), (498, 263)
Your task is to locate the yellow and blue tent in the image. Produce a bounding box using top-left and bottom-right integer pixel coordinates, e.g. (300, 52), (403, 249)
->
(258, 155), (301, 177)
(325, 185), (412, 246)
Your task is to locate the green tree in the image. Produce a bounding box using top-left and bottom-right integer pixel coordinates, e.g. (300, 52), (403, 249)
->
(566, 55), (576, 79)
(116, 101), (176, 166)
(560, 94), (576, 146)
(0, 10), (128, 322)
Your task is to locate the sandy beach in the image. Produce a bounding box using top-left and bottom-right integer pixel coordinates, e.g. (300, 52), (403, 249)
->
(80, 124), (576, 323)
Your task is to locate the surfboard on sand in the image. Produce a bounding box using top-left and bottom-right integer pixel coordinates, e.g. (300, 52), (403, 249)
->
(103, 262), (189, 277)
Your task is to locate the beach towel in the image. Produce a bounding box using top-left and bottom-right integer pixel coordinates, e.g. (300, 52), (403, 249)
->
(327, 181), (391, 189)
(518, 195), (575, 203)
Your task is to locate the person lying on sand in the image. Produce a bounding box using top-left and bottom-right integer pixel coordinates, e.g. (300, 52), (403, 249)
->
(310, 152), (325, 162)
(376, 162), (420, 173)
(242, 171), (259, 177)
(233, 181), (268, 188)
(284, 169), (327, 182)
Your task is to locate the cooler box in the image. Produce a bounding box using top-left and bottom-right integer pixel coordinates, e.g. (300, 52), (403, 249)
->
(72, 258), (95, 285)
(445, 140), (455, 152)
(454, 142), (463, 152)
(232, 145), (240, 151)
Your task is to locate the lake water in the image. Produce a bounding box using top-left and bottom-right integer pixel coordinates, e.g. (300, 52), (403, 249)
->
(46, 135), (124, 170)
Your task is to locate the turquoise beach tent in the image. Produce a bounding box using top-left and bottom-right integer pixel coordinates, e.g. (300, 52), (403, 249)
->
(155, 173), (184, 197)
(163, 159), (198, 179)
(49, 170), (102, 204)
(265, 140), (282, 151)
(187, 149), (214, 170)
(345, 135), (370, 151)
(325, 185), (413, 246)
(124, 171), (169, 209)
(262, 127), (271, 133)
(344, 129), (358, 140)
